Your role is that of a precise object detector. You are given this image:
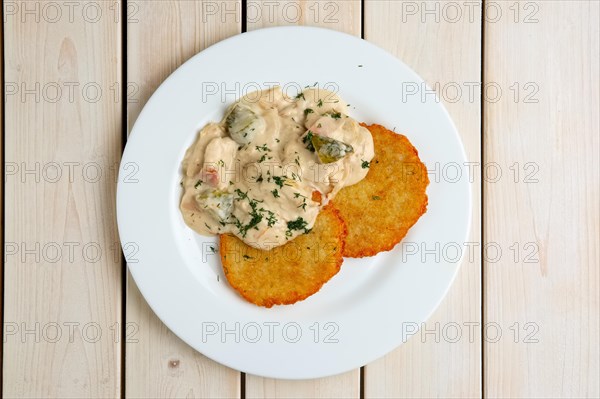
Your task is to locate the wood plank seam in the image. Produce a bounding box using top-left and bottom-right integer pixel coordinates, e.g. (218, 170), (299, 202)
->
(4, 1), (123, 396)
(480, 2), (486, 398)
(244, 1), (362, 397)
(125, 2), (242, 397)
(363, 1), (482, 397)
(120, 1), (127, 397)
(1, 3), (5, 394)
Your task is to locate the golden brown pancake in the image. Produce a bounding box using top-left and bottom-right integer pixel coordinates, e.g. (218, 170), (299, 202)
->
(331, 124), (429, 257)
(220, 206), (346, 307)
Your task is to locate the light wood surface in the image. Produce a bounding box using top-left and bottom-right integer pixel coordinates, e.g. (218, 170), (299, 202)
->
(1, 11), (4, 389)
(363, 1), (482, 397)
(3, 2), (122, 397)
(2, 0), (599, 398)
(246, 0), (361, 34)
(245, 1), (361, 398)
(126, 1), (241, 398)
(484, 1), (599, 398)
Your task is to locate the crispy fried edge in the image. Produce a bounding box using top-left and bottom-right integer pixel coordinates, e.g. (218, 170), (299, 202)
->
(334, 123), (429, 258)
(219, 205), (347, 308)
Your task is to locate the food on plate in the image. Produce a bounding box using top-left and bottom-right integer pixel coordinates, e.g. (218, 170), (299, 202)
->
(179, 87), (429, 307)
(310, 133), (355, 164)
(331, 124), (429, 258)
(225, 103), (265, 144)
(179, 87), (374, 249)
(219, 206), (346, 308)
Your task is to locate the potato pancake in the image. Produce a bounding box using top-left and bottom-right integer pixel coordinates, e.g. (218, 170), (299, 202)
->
(331, 124), (429, 257)
(219, 206), (346, 307)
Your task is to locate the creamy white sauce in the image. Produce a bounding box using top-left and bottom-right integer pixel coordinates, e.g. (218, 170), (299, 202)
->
(180, 87), (374, 248)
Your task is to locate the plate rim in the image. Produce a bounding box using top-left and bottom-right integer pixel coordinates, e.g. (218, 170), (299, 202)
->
(117, 25), (472, 379)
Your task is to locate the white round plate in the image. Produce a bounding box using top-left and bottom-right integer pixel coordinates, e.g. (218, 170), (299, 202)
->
(117, 27), (471, 379)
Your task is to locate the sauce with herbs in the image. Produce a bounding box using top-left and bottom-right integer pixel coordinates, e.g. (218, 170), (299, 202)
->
(180, 87), (374, 248)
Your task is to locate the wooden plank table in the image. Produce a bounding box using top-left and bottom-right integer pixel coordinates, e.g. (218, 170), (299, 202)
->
(3, 1), (598, 397)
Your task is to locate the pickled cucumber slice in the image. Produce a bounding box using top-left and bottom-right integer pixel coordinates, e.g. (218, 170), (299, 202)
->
(225, 103), (264, 145)
(196, 190), (234, 220)
(310, 133), (354, 163)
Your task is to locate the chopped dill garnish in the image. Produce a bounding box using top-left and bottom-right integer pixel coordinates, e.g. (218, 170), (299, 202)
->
(286, 217), (310, 236)
(234, 188), (248, 200)
(266, 210), (277, 227)
(255, 144), (270, 152)
(303, 131), (315, 152)
(272, 176), (286, 188)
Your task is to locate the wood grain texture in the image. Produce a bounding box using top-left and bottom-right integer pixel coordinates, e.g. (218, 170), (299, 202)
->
(246, 0), (361, 35)
(363, 1), (482, 397)
(1, 9), (4, 389)
(3, 1), (598, 397)
(3, 1), (122, 397)
(244, 1), (361, 398)
(484, 1), (599, 398)
(246, 373), (359, 399)
(126, 1), (241, 397)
